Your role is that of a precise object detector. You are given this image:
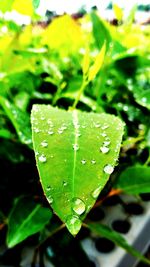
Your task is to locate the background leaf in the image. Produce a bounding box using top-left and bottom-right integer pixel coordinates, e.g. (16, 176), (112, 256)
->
(7, 196), (52, 248)
(88, 223), (150, 265)
(32, 0), (40, 9)
(113, 4), (123, 22)
(0, 96), (32, 146)
(88, 42), (106, 82)
(91, 11), (111, 51)
(114, 165), (150, 194)
(31, 105), (124, 236)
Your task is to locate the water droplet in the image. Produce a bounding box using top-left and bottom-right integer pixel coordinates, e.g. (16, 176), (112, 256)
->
(72, 198), (85, 215)
(47, 119), (53, 125)
(94, 123), (101, 128)
(41, 116), (45, 121)
(34, 128), (40, 133)
(66, 215), (82, 236)
(61, 125), (67, 130)
(58, 129), (64, 134)
(101, 133), (107, 137)
(77, 132), (81, 137)
(91, 159), (96, 164)
(73, 144), (79, 151)
(35, 151), (39, 156)
(63, 181), (67, 186)
(48, 130), (54, 135)
(142, 97), (147, 103)
(48, 196), (53, 204)
(123, 105), (129, 112)
(46, 186), (51, 191)
(81, 159), (86, 165)
(101, 125), (109, 130)
(103, 164), (114, 174)
(38, 154), (47, 163)
(103, 141), (111, 146)
(92, 186), (102, 199)
(100, 146), (109, 154)
(41, 140), (48, 147)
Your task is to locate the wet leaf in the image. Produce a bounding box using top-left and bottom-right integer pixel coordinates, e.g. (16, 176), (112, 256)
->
(31, 105), (124, 236)
(88, 223), (150, 265)
(7, 197), (52, 248)
(114, 165), (150, 194)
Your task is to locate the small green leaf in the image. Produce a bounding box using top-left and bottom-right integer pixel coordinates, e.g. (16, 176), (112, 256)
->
(113, 4), (123, 22)
(31, 105), (124, 236)
(88, 42), (106, 82)
(114, 165), (150, 194)
(7, 197), (52, 248)
(0, 129), (13, 139)
(91, 11), (111, 51)
(0, 97), (32, 146)
(32, 0), (40, 9)
(88, 223), (150, 265)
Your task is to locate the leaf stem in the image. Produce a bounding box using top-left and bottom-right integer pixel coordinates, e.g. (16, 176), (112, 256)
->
(93, 188), (122, 208)
(71, 78), (88, 110)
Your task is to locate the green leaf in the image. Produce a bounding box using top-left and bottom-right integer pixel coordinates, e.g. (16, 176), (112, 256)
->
(88, 42), (106, 82)
(134, 89), (150, 110)
(114, 165), (150, 194)
(113, 4), (123, 21)
(88, 223), (150, 265)
(32, 0), (40, 9)
(91, 11), (111, 51)
(0, 129), (13, 139)
(7, 197), (52, 248)
(0, 97), (32, 147)
(31, 105), (124, 236)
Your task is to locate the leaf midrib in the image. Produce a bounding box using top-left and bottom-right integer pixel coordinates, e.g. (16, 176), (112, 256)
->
(72, 110), (79, 199)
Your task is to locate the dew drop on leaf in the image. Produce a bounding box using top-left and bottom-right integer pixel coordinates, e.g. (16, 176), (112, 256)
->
(92, 186), (102, 199)
(103, 141), (111, 146)
(73, 144), (79, 151)
(63, 181), (67, 186)
(58, 128), (64, 134)
(72, 198), (85, 215)
(81, 159), (86, 165)
(34, 128), (40, 133)
(41, 140), (48, 147)
(100, 146), (109, 154)
(48, 130), (54, 135)
(103, 164), (114, 174)
(66, 215), (82, 236)
(46, 186), (51, 191)
(101, 125), (109, 130)
(91, 159), (96, 164)
(101, 133), (107, 137)
(38, 154), (47, 163)
(94, 123), (101, 128)
(48, 196), (53, 204)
